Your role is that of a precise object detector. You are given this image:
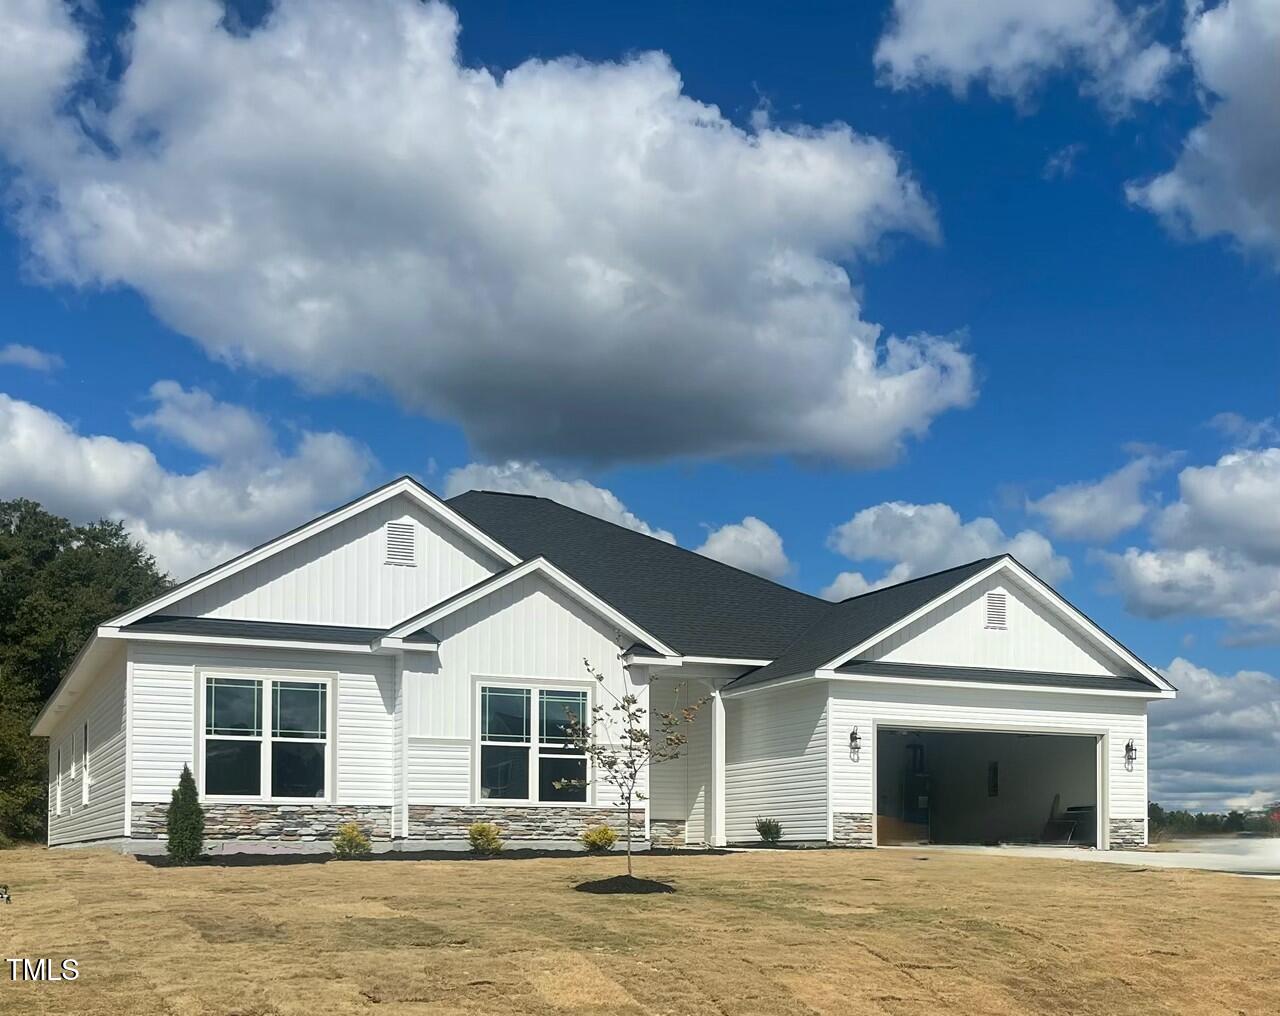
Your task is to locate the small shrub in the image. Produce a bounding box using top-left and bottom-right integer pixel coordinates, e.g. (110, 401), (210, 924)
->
(468, 821), (503, 855)
(581, 824), (617, 853)
(332, 821), (371, 859)
(755, 816), (782, 845)
(166, 764), (204, 864)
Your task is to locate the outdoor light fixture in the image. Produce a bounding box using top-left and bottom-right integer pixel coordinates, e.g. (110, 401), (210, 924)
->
(1124, 738), (1137, 771)
(850, 726), (862, 762)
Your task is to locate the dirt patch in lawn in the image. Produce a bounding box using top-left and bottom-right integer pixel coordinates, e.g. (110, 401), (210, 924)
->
(573, 873), (675, 894)
(1, 845), (1277, 1015)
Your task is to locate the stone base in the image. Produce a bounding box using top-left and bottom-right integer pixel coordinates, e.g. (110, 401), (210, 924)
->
(1108, 817), (1146, 849)
(649, 818), (688, 847)
(130, 802), (392, 842)
(406, 805), (642, 843)
(832, 812), (874, 847)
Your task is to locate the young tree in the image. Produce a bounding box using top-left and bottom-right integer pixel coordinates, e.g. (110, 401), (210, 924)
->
(166, 764), (204, 863)
(559, 658), (706, 875)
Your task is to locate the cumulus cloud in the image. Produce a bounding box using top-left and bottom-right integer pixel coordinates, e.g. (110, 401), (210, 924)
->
(1104, 445), (1280, 641)
(134, 380), (275, 460)
(0, 343), (64, 371)
(1149, 657), (1280, 810)
(0, 0), (975, 467)
(0, 387), (374, 577)
(443, 461), (674, 542)
(1026, 456), (1167, 542)
(821, 501), (1069, 600)
(1128, 0), (1280, 266)
(874, 0), (1176, 113)
(695, 516), (791, 580)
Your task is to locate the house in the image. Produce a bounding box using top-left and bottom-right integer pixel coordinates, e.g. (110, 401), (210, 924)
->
(33, 476), (1175, 852)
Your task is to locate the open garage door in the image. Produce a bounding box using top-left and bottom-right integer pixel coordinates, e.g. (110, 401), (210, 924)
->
(876, 728), (1099, 847)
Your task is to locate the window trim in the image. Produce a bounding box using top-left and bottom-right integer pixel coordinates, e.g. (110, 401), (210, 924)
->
(472, 676), (594, 807)
(82, 720), (90, 805)
(197, 667), (336, 804)
(55, 747), (62, 816)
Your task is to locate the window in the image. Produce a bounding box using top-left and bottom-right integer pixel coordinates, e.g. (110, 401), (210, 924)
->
(202, 674), (329, 800)
(478, 685), (588, 803)
(385, 520), (416, 566)
(82, 721), (90, 805)
(984, 590), (1008, 630)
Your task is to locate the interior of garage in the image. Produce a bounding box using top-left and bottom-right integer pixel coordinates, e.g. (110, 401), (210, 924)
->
(876, 728), (1098, 847)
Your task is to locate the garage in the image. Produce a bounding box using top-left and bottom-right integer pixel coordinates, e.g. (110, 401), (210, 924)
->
(876, 727), (1099, 847)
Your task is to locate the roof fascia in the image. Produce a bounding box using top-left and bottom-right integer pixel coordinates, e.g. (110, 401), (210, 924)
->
(824, 668), (1174, 700)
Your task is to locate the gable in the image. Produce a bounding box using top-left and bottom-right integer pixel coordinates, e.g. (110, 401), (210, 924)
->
(857, 570), (1135, 678)
(167, 493), (505, 628)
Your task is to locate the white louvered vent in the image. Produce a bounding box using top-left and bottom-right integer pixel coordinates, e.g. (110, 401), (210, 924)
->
(385, 521), (417, 566)
(984, 590), (1008, 630)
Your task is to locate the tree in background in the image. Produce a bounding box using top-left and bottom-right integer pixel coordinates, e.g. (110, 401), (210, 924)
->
(0, 500), (169, 844)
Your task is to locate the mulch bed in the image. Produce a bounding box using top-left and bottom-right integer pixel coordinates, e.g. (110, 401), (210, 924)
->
(573, 874), (676, 894)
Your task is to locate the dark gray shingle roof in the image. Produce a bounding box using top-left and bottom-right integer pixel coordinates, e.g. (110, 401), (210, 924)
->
(835, 660), (1155, 693)
(121, 615), (391, 645)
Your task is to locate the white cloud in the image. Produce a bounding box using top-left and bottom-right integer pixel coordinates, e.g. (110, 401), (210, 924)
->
(0, 0), (975, 467)
(822, 500), (1069, 600)
(0, 387), (374, 578)
(1149, 657), (1280, 810)
(1128, 0), (1280, 266)
(443, 461), (674, 543)
(1026, 456), (1165, 542)
(134, 380), (275, 460)
(1042, 142), (1085, 180)
(1104, 445), (1280, 641)
(0, 343), (64, 371)
(695, 516), (791, 580)
(1208, 411), (1279, 448)
(874, 0), (1176, 113)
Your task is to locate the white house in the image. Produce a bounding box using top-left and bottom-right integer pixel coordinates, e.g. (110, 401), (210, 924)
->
(34, 477), (1175, 852)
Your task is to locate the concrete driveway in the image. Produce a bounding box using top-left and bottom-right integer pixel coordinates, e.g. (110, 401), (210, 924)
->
(893, 838), (1280, 877)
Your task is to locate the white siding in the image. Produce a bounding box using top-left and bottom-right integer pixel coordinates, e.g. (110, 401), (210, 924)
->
(47, 653), (128, 846)
(407, 739), (471, 804)
(403, 572), (645, 809)
(828, 681), (1149, 838)
(648, 676), (712, 843)
(724, 682), (829, 843)
(129, 643), (394, 805)
(863, 572), (1131, 677)
(167, 494), (502, 628)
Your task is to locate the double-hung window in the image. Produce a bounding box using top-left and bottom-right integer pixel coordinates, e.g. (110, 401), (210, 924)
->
(478, 685), (588, 804)
(202, 674), (330, 800)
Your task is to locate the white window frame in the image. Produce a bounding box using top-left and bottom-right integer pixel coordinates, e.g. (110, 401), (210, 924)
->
(472, 676), (594, 807)
(81, 720), (90, 805)
(197, 668), (336, 805)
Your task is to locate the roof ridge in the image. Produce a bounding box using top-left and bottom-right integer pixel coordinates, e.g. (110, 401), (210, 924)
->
(449, 490), (830, 606)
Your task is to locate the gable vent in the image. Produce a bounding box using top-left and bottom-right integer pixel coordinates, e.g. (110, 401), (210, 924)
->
(385, 521), (417, 566)
(984, 591), (1008, 630)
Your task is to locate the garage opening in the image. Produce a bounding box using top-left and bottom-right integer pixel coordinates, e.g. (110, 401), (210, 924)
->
(876, 728), (1098, 847)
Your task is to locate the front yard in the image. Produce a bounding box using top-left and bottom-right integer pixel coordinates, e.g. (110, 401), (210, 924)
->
(1, 844), (1276, 1015)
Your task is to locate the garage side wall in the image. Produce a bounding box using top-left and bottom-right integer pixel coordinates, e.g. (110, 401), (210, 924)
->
(828, 682), (1149, 848)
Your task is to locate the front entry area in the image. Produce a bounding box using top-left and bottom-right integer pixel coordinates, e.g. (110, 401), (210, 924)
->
(876, 728), (1099, 847)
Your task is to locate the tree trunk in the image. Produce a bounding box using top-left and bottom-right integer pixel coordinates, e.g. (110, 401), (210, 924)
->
(625, 795), (633, 875)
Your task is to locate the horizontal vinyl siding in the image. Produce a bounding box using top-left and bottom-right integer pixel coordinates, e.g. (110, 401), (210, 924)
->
(828, 681), (1150, 827)
(724, 682), (828, 843)
(407, 739), (470, 805)
(129, 643), (394, 805)
(168, 495), (501, 628)
(47, 658), (127, 846)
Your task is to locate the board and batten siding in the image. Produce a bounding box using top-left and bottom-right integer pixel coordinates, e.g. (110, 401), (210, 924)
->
(861, 572), (1130, 677)
(128, 643), (395, 805)
(724, 681), (829, 843)
(648, 675), (712, 843)
(166, 495), (502, 628)
(828, 680), (1149, 839)
(47, 652), (128, 846)
(403, 572), (643, 809)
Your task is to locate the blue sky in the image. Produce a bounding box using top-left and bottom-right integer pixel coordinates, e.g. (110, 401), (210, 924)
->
(1, 0), (1277, 808)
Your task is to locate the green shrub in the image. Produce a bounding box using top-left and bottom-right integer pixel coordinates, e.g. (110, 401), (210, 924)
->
(468, 821), (503, 856)
(581, 824), (617, 853)
(166, 764), (204, 864)
(755, 816), (782, 845)
(332, 821), (371, 859)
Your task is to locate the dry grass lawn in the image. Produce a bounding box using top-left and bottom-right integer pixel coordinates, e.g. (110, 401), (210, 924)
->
(1, 844), (1277, 1015)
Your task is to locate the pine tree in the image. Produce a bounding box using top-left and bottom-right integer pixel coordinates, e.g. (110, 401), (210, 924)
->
(166, 765), (204, 863)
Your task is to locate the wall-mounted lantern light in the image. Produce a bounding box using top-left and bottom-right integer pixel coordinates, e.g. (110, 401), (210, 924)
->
(1124, 738), (1137, 771)
(850, 726), (862, 762)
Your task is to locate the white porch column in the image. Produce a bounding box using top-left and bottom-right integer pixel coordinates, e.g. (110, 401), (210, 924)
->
(710, 687), (726, 846)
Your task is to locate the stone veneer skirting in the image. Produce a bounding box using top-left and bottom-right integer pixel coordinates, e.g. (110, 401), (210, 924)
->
(406, 805), (641, 842)
(130, 802), (392, 842)
(831, 812), (874, 847)
(1108, 817), (1145, 849)
(649, 818), (688, 847)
